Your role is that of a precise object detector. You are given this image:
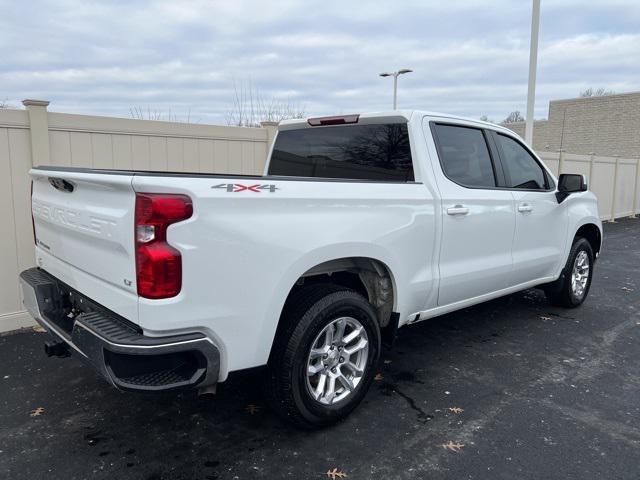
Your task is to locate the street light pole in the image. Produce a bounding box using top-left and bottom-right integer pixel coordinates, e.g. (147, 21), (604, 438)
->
(393, 75), (398, 110)
(379, 69), (413, 110)
(525, 0), (541, 146)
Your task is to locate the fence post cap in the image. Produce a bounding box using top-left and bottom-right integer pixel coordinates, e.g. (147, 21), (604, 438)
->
(22, 99), (50, 107)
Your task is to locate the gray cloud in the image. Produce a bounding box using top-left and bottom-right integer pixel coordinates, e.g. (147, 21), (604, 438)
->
(1, 0), (638, 123)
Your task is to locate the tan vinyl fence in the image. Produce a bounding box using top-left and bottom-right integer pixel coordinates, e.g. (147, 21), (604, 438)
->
(0, 100), (275, 332)
(1, 102), (639, 333)
(538, 151), (640, 221)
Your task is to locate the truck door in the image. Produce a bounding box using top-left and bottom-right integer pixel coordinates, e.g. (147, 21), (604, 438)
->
(489, 131), (569, 284)
(426, 121), (516, 307)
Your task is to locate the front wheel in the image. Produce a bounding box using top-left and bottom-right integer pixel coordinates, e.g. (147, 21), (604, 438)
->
(265, 284), (381, 428)
(544, 237), (594, 307)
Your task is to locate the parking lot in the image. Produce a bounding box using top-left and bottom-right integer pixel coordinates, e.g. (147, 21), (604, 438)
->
(1, 218), (639, 480)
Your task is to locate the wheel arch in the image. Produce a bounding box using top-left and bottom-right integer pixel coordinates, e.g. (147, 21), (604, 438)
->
(575, 222), (602, 256)
(261, 246), (399, 364)
(292, 256), (397, 326)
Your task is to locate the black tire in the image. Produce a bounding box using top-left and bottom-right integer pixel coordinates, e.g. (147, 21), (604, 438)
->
(265, 284), (381, 428)
(544, 237), (594, 308)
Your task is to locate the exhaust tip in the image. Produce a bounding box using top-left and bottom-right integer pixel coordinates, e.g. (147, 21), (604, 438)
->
(198, 384), (217, 399)
(44, 340), (70, 358)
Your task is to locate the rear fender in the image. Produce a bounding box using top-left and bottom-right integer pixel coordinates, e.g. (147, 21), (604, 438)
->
(258, 243), (399, 364)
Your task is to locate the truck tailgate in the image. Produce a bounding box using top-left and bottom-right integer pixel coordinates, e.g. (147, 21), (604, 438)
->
(30, 169), (138, 319)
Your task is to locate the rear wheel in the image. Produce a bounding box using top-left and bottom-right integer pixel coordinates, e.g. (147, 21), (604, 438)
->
(265, 284), (381, 428)
(544, 237), (594, 307)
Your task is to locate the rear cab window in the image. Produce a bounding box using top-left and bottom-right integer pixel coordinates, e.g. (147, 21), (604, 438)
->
(268, 123), (414, 181)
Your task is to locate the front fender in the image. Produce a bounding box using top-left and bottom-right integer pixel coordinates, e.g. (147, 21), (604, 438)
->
(560, 192), (603, 268)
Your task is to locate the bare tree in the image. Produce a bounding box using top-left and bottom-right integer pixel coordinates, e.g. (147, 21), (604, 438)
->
(225, 80), (306, 127)
(501, 110), (525, 124)
(129, 106), (198, 123)
(579, 87), (615, 98)
(0, 98), (15, 109)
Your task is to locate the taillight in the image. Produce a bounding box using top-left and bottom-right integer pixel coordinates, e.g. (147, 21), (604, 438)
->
(135, 193), (193, 299)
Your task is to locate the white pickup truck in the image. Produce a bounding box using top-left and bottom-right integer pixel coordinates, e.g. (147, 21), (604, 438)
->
(20, 111), (602, 427)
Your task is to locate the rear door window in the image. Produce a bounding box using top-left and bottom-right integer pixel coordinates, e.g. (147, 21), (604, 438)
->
(268, 124), (414, 181)
(432, 124), (497, 188)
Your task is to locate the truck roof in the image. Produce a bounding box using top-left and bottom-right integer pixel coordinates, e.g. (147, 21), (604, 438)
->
(278, 110), (513, 135)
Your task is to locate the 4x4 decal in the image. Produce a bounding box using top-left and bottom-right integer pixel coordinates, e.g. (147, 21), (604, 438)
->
(212, 183), (279, 193)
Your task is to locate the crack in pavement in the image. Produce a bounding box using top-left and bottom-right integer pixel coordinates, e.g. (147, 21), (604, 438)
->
(390, 385), (434, 424)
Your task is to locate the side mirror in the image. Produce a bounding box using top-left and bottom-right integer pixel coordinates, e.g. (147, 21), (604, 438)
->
(556, 174), (587, 203)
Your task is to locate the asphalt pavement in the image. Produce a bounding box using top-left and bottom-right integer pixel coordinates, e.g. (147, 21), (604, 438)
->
(1, 218), (639, 479)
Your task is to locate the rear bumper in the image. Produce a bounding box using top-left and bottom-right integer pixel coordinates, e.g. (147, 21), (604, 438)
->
(19, 267), (220, 392)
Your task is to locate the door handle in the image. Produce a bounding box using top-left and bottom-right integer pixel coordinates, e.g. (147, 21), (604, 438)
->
(447, 204), (469, 216)
(518, 203), (533, 213)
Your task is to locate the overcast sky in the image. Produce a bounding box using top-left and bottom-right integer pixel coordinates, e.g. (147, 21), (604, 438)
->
(1, 0), (639, 124)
